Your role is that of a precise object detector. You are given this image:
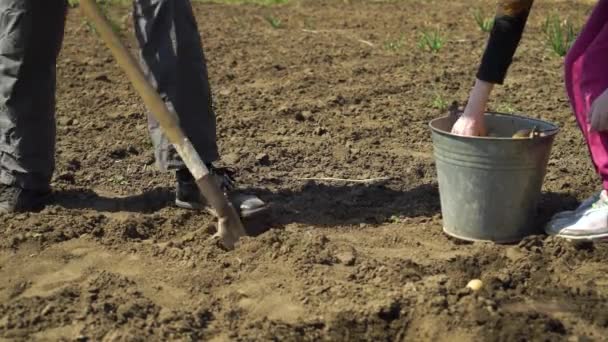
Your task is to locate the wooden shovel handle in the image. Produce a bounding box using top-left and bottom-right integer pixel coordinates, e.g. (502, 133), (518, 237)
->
(79, 0), (247, 250)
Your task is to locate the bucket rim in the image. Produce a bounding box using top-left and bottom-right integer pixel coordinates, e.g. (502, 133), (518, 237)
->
(429, 111), (560, 141)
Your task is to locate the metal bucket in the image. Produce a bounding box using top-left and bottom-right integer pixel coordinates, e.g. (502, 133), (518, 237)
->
(429, 112), (559, 243)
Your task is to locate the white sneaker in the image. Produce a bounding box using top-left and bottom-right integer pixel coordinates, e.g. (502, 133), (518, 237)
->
(550, 190), (602, 220)
(545, 190), (608, 240)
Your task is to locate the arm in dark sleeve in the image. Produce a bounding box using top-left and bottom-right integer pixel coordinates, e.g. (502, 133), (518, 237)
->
(476, 0), (534, 84)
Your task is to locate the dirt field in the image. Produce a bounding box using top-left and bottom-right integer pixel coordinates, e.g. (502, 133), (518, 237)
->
(1, 0), (608, 340)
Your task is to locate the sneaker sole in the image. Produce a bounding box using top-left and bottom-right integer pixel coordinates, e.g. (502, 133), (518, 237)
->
(554, 231), (608, 241)
(240, 204), (272, 219)
(206, 204), (272, 219)
(175, 199), (204, 210)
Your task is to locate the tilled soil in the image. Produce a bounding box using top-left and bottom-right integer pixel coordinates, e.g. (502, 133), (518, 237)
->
(1, 0), (608, 341)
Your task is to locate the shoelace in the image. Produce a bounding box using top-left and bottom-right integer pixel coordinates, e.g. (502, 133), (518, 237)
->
(209, 166), (236, 192)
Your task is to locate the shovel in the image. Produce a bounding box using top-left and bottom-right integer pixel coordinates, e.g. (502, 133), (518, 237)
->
(79, 0), (246, 250)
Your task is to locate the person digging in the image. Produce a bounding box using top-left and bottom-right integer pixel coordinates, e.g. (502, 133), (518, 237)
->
(0, 0), (269, 227)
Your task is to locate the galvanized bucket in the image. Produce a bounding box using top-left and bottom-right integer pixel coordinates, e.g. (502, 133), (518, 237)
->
(429, 112), (559, 243)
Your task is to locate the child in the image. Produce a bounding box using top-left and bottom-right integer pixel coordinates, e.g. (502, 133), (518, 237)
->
(451, 0), (608, 240)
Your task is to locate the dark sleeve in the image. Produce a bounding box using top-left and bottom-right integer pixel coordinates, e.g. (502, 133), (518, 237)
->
(476, 0), (534, 84)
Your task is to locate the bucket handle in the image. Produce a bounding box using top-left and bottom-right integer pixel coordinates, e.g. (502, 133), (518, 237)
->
(519, 126), (559, 139)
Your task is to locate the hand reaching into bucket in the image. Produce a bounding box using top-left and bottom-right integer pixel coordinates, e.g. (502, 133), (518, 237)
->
(451, 114), (487, 137)
(589, 88), (608, 132)
(451, 79), (494, 137)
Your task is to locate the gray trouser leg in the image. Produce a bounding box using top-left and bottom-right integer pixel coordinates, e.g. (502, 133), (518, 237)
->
(133, 0), (219, 172)
(0, 0), (66, 191)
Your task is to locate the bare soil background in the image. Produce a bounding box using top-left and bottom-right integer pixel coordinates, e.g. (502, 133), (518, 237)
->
(1, 0), (607, 341)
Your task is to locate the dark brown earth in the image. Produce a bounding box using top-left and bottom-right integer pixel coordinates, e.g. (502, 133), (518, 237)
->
(2, 0), (608, 341)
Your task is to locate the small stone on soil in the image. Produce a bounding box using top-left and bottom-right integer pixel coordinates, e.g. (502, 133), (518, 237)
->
(314, 127), (328, 136)
(57, 172), (76, 184)
(336, 251), (356, 266)
(89, 72), (111, 82)
(223, 153), (240, 165)
(256, 153), (270, 166)
(41, 304), (53, 316)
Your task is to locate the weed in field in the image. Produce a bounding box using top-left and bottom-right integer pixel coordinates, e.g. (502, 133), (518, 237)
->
(472, 9), (494, 33)
(543, 14), (577, 57)
(432, 94), (448, 111)
(265, 15), (282, 29)
(418, 30), (444, 53)
(384, 35), (405, 51)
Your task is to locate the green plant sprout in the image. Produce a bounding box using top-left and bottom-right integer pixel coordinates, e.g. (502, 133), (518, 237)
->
(418, 30), (444, 53)
(265, 15), (282, 29)
(473, 9), (494, 33)
(432, 94), (448, 111)
(543, 14), (577, 57)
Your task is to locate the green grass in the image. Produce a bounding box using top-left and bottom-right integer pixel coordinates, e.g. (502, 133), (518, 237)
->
(431, 93), (448, 111)
(264, 15), (282, 29)
(418, 30), (444, 53)
(472, 9), (494, 33)
(542, 14), (577, 57)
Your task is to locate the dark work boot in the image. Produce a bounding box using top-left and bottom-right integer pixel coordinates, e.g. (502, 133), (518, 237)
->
(175, 166), (268, 218)
(0, 184), (50, 213)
